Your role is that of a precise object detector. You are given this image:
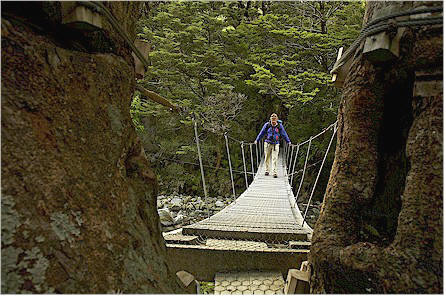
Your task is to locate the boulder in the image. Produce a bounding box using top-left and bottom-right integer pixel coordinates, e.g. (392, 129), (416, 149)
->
(215, 201), (225, 208)
(174, 214), (184, 225)
(170, 197), (183, 210)
(158, 209), (175, 226)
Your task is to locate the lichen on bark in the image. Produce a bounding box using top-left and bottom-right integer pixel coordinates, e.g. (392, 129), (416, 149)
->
(2, 2), (184, 293)
(309, 1), (442, 293)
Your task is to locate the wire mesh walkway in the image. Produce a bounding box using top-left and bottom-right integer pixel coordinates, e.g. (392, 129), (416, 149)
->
(183, 155), (313, 242)
(165, 122), (337, 283)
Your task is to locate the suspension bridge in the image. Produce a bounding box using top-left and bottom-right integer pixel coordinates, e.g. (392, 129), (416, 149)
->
(163, 120), (338, 294)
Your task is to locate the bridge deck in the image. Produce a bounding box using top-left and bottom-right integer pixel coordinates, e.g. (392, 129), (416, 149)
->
(183, 155), (312, 242)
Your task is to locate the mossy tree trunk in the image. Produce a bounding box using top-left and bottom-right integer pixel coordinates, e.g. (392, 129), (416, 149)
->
(309, 1), (442, 293)
(1, 2), (184, 293)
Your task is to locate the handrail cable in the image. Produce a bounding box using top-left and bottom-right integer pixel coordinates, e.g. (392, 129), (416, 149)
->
(302, 124), (338, 226)
(152, 156), (256, 176)
(288, 159), (323, 177)
(294, 136), (312, 202)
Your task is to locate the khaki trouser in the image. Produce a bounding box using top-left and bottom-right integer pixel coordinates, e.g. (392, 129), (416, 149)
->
(264, 142), (280, 175)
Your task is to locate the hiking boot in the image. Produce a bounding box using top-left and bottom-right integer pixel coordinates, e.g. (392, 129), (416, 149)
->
(273, 174), (278, 178)
(265, 172), (269, 176)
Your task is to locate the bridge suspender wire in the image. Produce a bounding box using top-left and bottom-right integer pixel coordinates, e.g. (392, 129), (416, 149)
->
(282, 141), (286, 165)
(302, 124), (338, 226)
(295, 136), (312, 201)
(241, 142), (249, 190)
(290, 144), (300, 186)
(224, 133), (236, 201)
(193, 119), (210, 218)
(281, 139), (288, 167)
(287, 145), (295, 175)
(255, 142), (259, 167)
(285, 141), (290, 166)
(288, 159), (323, 177)
(249, 144), (255, 180)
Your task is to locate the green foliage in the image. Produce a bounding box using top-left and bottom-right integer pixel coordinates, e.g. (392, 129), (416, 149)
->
(364, 224), (381, 238)
(130, 94), (145, 132)
(199, 281), (215, 294)
(132, 1), (364, 197)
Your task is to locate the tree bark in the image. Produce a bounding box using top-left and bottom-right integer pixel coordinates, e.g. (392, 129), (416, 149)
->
(1, 3), (185, 293)
(309, 1), (442, 293)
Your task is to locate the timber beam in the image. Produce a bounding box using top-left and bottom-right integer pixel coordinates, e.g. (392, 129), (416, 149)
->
(136, 85), (180, 113)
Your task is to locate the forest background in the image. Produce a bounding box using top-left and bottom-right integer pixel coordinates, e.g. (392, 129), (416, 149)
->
(130, 1), (365, 202)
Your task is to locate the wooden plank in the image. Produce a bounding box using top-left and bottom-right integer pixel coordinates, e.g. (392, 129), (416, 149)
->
(61, 2), (102, 31)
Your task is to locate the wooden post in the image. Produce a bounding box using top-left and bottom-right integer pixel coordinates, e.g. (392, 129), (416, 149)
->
(284, 269), (310, 294)
(362, 5), (410, 63)
(363, 28), (405, 63)
(176, 270), (199, 294)
(132, 40), (151, 79)
(136, 85), (179, 112)
(61, 2), (102, 31)
(331, 47), (354, 88)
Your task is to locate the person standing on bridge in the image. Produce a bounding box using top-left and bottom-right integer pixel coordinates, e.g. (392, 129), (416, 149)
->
(254, 113), (291, 178)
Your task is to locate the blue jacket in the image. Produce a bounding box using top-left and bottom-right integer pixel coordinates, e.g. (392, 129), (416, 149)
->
(255, 120), (291, 144)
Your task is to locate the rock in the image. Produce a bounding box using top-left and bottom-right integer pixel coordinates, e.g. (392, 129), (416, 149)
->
(174, 214), (184, 225)
(158, 208), (175, 226)
(170, 197), (182, 211)
(215, 201), (225, 207)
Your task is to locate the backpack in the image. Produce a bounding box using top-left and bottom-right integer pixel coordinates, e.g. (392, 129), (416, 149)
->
(266, 120), (282, 129)
(266, 120), (282, 143)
